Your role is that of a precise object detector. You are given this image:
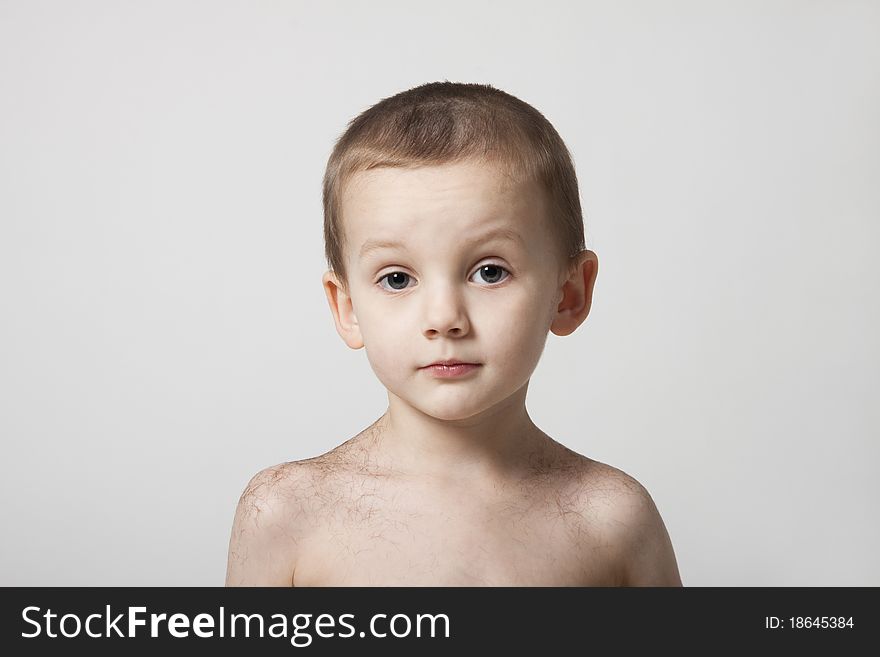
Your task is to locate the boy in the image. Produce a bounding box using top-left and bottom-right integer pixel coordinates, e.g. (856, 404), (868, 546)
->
(225, 82), (682, 586)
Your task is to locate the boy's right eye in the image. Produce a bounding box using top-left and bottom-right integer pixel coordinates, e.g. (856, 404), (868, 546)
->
(378, 271), (413, 292)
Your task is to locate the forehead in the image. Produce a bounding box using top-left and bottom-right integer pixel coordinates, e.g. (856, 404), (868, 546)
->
(340, 160), (548, 249)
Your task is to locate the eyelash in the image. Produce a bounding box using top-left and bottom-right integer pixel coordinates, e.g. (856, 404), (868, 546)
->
(376, 263), (511, 293)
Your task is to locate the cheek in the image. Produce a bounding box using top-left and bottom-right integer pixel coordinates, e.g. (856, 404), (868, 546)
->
(480, 290), (549, 360)
(365, 347), (405, 388)
(356, 303), (412, 377)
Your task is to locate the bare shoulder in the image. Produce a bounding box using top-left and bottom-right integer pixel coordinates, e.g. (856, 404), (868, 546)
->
(224, 460), (325, 587)
(565, 458), (683, 587)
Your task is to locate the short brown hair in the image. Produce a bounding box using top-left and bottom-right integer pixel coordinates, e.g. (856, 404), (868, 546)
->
(322, 81), (586, 289)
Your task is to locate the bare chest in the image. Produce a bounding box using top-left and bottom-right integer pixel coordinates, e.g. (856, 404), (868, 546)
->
(292, 480), (617, 586)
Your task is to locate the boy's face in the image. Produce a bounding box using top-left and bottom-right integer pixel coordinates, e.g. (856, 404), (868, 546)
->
(323, 159), (596, 422)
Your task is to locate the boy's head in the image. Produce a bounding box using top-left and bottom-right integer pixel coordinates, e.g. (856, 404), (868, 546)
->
(321, 82), (597, 421)
(323, 81), (587, 291)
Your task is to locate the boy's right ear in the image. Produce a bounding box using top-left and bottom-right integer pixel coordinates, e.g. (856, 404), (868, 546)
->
(322, 270), (364, 349)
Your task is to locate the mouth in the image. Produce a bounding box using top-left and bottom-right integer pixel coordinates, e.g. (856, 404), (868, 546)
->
(421, 359), (480, 368)
(419, 361), (482, 378)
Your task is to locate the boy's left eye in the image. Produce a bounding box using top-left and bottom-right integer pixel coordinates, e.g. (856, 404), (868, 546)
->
(377, 264), (510, 293)
(471, 264), (509, 285)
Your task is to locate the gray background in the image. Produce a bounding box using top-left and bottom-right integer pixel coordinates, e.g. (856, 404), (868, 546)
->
(1, 0), (877, 586)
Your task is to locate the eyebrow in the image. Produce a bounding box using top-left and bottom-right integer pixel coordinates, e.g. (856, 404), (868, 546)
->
(358, 227), (525, 259)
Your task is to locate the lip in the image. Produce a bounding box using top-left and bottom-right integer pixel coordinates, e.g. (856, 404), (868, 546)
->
(423, 359), (479, 367)
(420, 362), (482, 378)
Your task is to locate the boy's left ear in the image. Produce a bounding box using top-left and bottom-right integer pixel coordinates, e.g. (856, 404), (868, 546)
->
(550, 250), (599, 337)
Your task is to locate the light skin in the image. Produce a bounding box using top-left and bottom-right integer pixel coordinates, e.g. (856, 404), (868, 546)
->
(322, 159), (597, 486)
(225, 157), (683, 586)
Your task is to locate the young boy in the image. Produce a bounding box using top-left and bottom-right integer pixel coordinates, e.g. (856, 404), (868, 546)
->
(225, 81), (682, 586)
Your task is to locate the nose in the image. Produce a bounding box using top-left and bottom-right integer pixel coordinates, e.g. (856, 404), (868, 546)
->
(422, 281), (470, 338)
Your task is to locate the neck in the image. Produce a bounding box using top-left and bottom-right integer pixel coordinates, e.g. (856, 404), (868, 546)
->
(369, 381), (548, 484)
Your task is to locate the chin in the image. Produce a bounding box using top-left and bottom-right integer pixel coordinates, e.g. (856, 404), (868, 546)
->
(389, 380), (510, 423)
(426, 408), (481, 422)
(420, 396), (494, 422)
